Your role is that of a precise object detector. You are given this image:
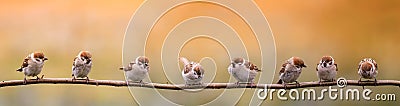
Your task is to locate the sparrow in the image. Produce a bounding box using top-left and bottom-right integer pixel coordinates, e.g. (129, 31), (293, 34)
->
(179, 57), (204, 85)
(316, 56), (338, 82)
(119, 56), (149, 83)
(72, 51), (92, 82)
(228, 57), (261, 84)
(358, 58), (378, 85)
(16, 52), (48, 84)
(277, 57), (307, 88)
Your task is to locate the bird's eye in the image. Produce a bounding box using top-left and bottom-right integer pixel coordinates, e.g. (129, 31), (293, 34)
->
(36, 59), (40, 61)
(329, 62), (332, 65)
(296, 66), (300, 68)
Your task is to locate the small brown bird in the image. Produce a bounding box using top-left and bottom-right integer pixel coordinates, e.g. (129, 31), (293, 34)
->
(228, 57), (261, 84)
(72, 51), (92, 82)
(277, 57), (307, 88)
(358, 58), (378, 85)
(119, 56), (150, 83)
(316, 56), (337, 82)
(179, 57), (204, 85)
(16, 52), (48, 84)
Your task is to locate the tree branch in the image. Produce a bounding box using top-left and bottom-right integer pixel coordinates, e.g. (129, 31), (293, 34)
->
(1, 78), (399, 90)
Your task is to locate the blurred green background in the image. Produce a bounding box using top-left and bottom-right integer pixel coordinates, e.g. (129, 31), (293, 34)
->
(0, 0), (399, 106)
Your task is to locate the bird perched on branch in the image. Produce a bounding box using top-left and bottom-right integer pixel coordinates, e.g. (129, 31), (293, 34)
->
(179, 57), (204, 85)
(316, 56), (337, 82)
(228, 57), (261, 84)
(16, 52), (48, 84)
(72, 51), (92, 82)
(277, 57), (307, 89)
(358, 58), (378, 85)
(119, 56), (149, 83)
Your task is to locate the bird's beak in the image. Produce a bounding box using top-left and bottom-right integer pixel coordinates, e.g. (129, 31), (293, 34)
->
(43, 57), (48, 61)
(303, 64), (307, 68)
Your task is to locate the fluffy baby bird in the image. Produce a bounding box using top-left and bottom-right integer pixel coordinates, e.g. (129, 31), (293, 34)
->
(316, 56), (338, 82)
(277, 57), (307, 88)
(119, 56), (149, 83)
(228, 57), (261, 84)
(180, 57), (205, 85)
(16, 52), (48, 84)
(72, 51), (92, 81)
(358, 58), (378, 85)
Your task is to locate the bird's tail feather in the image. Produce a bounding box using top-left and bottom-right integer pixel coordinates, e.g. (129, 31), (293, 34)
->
(179, 57), (190, 65)
(16, 68), (22, 72)
(277, 79), (283, 84)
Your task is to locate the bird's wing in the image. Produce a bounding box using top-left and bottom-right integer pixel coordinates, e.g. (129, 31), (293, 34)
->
(279, 62), (288, 75)
(16, 57), (30, 72)
(335, 63), (338, 71)
(358, 61), (362, 71)
(193, 64), (204, 75)
(183, 63), (192, 74)
(246, 61), (261, 72)
(72, 57), (77, 67)
(373, 61), (378, 70)
(119, 62), (135, 71)
(72, 57), (78, 76)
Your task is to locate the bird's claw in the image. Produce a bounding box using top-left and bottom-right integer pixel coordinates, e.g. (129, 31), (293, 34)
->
(295, 81), (300, 88)
(126, 81), (130, 87)
(283, 83), (287, 90)
(235, 81), (240, 85)
(71, 76), (76, 82)
(23, 77), (27, 84)
(250, 82), (256, 88)
(139, 80), (144, 86)
(86, 77), (90, 84)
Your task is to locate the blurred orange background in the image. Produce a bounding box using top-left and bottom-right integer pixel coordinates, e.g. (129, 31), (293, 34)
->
(0, 0), (399, 106)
